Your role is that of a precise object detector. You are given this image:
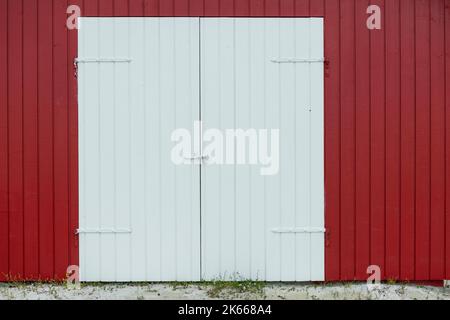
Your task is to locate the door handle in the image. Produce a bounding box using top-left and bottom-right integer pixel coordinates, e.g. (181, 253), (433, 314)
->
(184, 155), (210, 162)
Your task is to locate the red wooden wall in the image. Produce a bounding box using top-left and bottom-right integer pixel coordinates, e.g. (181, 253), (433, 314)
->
(0, 0), (449, 281)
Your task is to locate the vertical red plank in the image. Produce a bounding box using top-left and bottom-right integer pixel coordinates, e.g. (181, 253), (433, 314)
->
(324, 0), (341, 281)
(189, 0), (204, 16)
(114, 0), (129, 15)
(280, 0), (294, 16)
(339, 0), (355, 280)
(174, 0), (188, 16)
(53, 0), (70, 280)
(219, 0), (233, 16)
(369, 0), (385, 278)
(204, 0), (219, 16)
(84, 0), (99, 16)
(355, 0), (370, 280)
(249, 0), (265, 16)
(400, 0), (416, 280)
(129, 0), (144, 16)
(415, 0), (431, 280)
(265, 0), (280, 16)
(68, 0), (83, 270)
(143, 0), (158, 16)
(446, 0), (450, 280)
(100, 0), (114, 16)
(99, 0), (113, 15)
(23, 0), (39, 280)
(38, 0), (55, 280)
(385, 0), (401, 280)
(293, 0), (308, 16)
(430, 0), (446, 280)
(159, 0), (173, 16)
(8, 0), (24, 280)
(310, 0), (324, 17)
(0, 0), (9, 281)
(235, 0), (250, 16)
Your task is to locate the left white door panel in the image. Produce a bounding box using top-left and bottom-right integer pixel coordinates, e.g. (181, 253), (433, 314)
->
(78, 18), (201, 281)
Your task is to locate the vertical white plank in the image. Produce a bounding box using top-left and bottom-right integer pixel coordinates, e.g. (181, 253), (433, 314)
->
(200, 18), (221, 279)
(174, 18), (200, 281)
(309, 18), (325, 281)
(279, 18), (297, 281)
(113, 18), (132, 281)
(80, 18), (101, 281)
(264, 18), (282, 281)
(234, 19), (252, 280)
(159, 18), (177, 280)
(98, 18), (116, 282)
(217, 19), (237, 281)
(129, 18), (147, 280)
(249, 19), (267, 280)
(77, 18), (86, 281)
(174, 18), (188, 280)
(294, 18), (312, 281)
(144, 18), (162, 281)
(188, 18), (201, 281)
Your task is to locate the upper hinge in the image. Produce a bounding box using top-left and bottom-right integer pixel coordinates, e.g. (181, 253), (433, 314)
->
(73, 57), (132, 78)
(74, 57), (132, 64)
(271, 58), (325, 64)
(271, 227), (326, 234)
(76, 228), (132, 235)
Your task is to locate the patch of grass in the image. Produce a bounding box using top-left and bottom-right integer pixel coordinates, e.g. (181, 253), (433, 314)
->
(205, 279), (266, 298)
(165, 276), (266, 298)
(170, 281), (197, 290)
(387, 278), (397, 285)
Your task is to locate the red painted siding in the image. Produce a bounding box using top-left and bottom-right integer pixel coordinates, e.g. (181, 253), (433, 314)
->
(0, 0), (449, 281)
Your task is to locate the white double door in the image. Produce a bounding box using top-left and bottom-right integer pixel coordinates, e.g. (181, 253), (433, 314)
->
(78, 17), (324, 282)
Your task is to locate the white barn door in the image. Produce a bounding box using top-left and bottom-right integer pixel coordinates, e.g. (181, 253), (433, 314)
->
(78, 18), (201, 281)
(79, 18), (324, 282)
(200, 18), (324, 281)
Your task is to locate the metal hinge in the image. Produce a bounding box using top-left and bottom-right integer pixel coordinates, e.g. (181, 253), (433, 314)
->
(271, 58), (325, 64)
(74, 57), (132, 78)
(75, 58), (132, 64)
(76, 228), (132, 235)
(271, 227), (326, 234)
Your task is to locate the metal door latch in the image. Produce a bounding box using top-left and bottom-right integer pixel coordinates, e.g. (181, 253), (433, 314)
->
(184, 155), (210, 162)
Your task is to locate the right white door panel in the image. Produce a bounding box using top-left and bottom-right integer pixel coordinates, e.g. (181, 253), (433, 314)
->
(200, 18), (324, 281)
